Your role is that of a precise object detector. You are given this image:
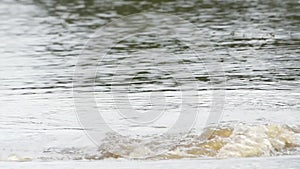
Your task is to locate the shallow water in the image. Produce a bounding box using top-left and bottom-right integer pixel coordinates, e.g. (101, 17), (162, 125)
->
(0, 0), (299, 168)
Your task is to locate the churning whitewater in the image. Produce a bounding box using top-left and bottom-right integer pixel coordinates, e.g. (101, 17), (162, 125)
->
(96, 123), (300, 160)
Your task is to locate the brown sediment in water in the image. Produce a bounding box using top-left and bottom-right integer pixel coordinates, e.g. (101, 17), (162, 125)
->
(97, 124), (300, 160)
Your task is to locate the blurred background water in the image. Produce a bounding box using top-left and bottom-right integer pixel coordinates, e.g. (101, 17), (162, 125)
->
(0, 0), (299, 167)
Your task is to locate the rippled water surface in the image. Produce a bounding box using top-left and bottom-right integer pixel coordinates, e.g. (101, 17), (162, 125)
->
(0, 0), (299, 168)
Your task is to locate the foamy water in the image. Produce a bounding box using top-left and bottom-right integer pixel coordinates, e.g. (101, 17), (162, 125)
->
(1, 124), (299, 162)
(96, 124), (300, 160)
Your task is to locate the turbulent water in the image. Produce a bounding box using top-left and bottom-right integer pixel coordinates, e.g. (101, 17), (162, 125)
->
(0, 0), (299, 168)
(96, 124), (300, 160)
(2, 124), (300, 162)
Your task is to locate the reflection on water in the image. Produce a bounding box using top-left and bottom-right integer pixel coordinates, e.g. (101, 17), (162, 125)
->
(0, 0), (299, 162)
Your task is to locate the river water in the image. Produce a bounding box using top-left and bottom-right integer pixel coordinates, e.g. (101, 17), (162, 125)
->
(0, 0), (299, 168)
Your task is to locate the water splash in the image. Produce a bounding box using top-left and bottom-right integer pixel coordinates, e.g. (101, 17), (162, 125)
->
(96, 124), (300, 160)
